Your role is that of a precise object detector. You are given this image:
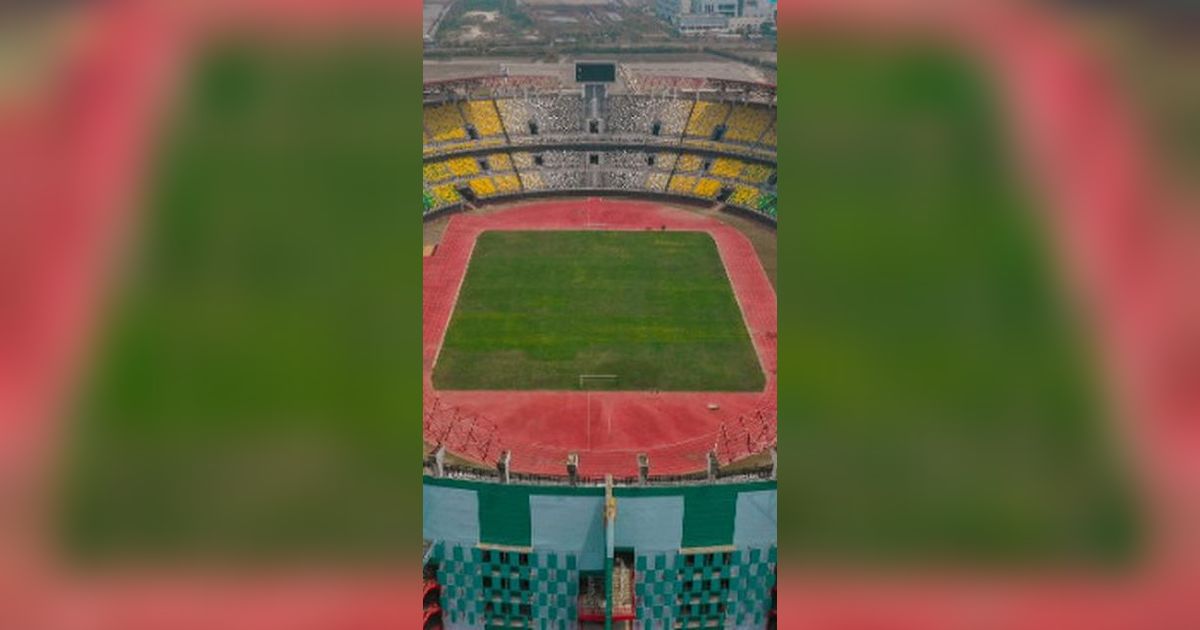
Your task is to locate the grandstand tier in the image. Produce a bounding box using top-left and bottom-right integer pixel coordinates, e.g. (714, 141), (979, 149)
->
(423, 145), (776, 216)
(422, 75), (776, 217)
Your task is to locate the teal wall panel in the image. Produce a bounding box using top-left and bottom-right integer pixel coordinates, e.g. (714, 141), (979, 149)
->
(614, 496), (684, 551)
(530, 495), (606, 570)
(734, 490), (777, 547)
(423, 485), (480, 545)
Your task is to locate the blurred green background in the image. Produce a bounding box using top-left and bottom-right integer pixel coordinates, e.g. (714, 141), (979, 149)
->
(60, 34), (425, 566)
(775, 36), (1140, 568)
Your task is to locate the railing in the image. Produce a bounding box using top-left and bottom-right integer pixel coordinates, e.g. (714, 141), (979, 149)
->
(423, 133), (778, 162)
(423, 397), (506, 465)
(714, 404), (777, 465)
(429, 461), (773, 487)
(422, 184), (779, 225)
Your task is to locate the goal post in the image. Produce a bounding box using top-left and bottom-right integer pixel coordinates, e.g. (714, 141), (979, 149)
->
(578, 374), (619, 390)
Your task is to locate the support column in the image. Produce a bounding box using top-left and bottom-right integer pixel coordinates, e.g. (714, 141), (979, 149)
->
(604, 474), (616, 630)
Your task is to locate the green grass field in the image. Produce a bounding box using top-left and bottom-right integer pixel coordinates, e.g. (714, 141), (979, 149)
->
(59, 39), (419, 562)
(777, 43), (1140, 565)
(433, 231), (765, 391)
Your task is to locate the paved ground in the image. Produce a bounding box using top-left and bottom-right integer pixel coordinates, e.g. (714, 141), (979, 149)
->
(422, 56), (772, 84)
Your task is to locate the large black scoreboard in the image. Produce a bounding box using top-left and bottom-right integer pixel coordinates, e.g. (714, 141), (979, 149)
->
(575, 62), (616, 83)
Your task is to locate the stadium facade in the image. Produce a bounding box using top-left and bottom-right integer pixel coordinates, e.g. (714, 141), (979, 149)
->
(424, 475), (777, 629)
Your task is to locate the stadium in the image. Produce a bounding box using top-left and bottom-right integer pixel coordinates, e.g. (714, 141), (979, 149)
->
(421, 63), (779, 629)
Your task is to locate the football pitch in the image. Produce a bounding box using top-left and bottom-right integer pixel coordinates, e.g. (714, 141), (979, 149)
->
(433, 230), (765, 391)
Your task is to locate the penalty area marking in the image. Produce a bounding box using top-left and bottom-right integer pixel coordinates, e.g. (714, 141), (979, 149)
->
(579, 374), (619, 389)
(580, 375), (618, 449)
(583, 199), (610, 229)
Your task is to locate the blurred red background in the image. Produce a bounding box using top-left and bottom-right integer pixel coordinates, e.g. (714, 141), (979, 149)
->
(2, 0), (1198, 628)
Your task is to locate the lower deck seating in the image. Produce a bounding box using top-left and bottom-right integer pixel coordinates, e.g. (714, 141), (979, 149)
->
(710, 157), (745, 179)
(741, 163), (772, 184)
(423, 149), (777, 220)
(424, 184), (461, 214)
(729, 185), (760, 209)
(519, 170), (545, 191)
(468, 177), (497, 198)
(669, 174), (698, 195)
(693, 178), (722, 199)
(493, 173), (521, 193)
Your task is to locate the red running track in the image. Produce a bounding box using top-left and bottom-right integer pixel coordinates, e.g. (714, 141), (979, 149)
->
(422, 198), (778, 476)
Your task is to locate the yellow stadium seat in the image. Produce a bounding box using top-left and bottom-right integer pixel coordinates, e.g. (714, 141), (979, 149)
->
(669, 175), (697, 195)
(729, 186), (760, 208)
(685, 101), (731, 137)
(433, 184), (461, 205)
(493, 173), (521, 194)
(423, 161), (453, 184)
(760, 125), (776, 147)
(488, 153), (513, 171)
(725, 105), (773, 143)
(469, 177), (497, 197)
(693, 178), (721, 199)
(741, 163), (772, 184)
(675, 154), (703, 173)
(425, 103), (467, 142)
(447, 157), (480, 177)
(462, 100), (504, 137)
(710, 158), (744, 179)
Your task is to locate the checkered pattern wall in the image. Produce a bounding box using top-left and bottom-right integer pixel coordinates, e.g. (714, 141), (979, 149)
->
(430, 541), (580, 629)
(635, 546), (777, 629)
(430, 540), (776, 629)
(424, 478), (776, 628)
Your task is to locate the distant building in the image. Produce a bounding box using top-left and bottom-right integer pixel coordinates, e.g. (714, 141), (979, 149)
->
(656, 0), (775, 34)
